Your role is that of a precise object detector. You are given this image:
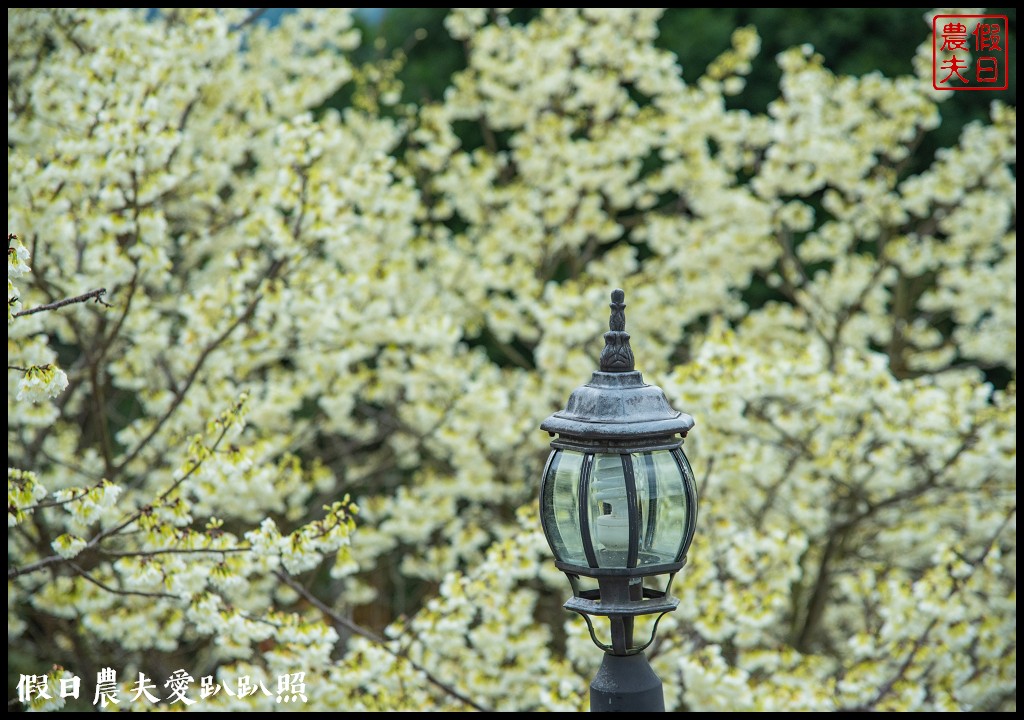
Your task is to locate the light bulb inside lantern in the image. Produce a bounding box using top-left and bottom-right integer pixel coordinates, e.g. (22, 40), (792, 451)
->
(592, 455), (630, 551)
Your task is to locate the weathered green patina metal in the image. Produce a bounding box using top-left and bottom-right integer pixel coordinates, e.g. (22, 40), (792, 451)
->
(538, 288), (700, 713)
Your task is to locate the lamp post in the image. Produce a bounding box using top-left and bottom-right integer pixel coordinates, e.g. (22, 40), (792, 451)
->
(539, 289), (698, 712)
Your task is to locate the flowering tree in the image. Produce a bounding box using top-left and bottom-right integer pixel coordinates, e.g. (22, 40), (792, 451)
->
(8, 8), (1015, 712)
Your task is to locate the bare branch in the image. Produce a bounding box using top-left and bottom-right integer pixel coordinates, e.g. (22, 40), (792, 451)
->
(275, 570), (493, 712)
(230, 9), (269, 32)
(9, 412), (233, 580)
(274, 569), (383, 644)
(69, 562), (179, 600)
(114, 257), (285, 476)
(847, 506), (1016, 711)
(99, 416), (235, 546)
(12, 288), (110, 318)
(7, 554), (64, 580)
(100, 546), (249, 558)
(795, 530), (839, 652)
(92, 269), (139, 369)
(23, 486), (92, 510)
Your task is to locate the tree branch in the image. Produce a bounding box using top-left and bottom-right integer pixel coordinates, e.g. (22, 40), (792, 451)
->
(7, 554), (64, 580)
(100, 546), (249, 558)
(9, 412), (233, 580)
(92, 269), (139, 370)
(69, 562), (180, 600)
(274, 570), (493, 712)
(230, 8), (269, 32)
(99, 415), (235, 546)
(12, 288), (110, 317)
(845, 506), (1016, 711)
(795, 530), (838, 652)
(23, 486), (93, 511)
(113, 258), (285, 476)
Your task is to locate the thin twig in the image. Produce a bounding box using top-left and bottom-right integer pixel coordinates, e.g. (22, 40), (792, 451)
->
(848, 505), (1016, 711)
(50, 10), (89, 54)
(36, 448), (106, 483)
(69, 562), (179, 600)
(114, 258), (284, 477)
(8, 415), (233, 580)
(101, 419), (234, 545)
(275, 570), (493, 712)
(274, 570), (383, 644)
(12, 288), (110, 317)
(230, 8), (269, 32)
(24, 487), (92, 510)
(100, 546), (249, 558)
(7, 554), (64, 580)
(92, 269), (139, 369)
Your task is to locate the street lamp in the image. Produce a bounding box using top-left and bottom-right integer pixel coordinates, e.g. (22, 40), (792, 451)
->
(539, 289), (698, 712)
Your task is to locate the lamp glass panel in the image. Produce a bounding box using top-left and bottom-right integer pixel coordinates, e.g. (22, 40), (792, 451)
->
(588, 453), (632, 568)
(632, 450), (690, 566)
(541, 450), (587, 565)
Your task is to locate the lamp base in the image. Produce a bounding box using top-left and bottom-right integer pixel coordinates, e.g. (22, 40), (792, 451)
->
(589, 652), (665, 713)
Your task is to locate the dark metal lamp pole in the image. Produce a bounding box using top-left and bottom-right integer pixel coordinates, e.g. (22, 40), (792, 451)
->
(538, 289), (699, 712)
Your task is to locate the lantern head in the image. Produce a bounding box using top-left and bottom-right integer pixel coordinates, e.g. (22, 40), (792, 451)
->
(539, 289), (697, 656)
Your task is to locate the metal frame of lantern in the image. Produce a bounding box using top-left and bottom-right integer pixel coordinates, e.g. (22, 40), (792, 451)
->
(538, 447), (698, 655)
(539, 289), (698, 711)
